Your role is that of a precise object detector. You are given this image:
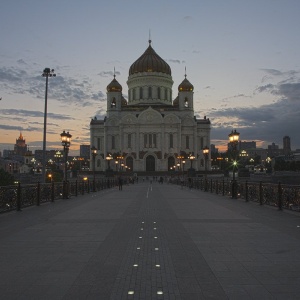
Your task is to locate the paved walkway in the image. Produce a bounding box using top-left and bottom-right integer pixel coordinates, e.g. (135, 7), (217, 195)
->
(1, 181), (300, 299)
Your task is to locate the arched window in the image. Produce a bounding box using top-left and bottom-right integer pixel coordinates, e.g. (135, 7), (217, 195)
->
(128, 134), (131, 148)
(111, 97), (116, 108)
(169, 133), (173, 148)
(200, 137), (204, 149)
(140, 87), (143, 99)
(143, 134), (157, 148)
(186, 136), (189, 149)
(184, 97), (189, 108)
(157, 87), (161, 99)
(148, 87), (152, 98)
(146, 155), (155, 172)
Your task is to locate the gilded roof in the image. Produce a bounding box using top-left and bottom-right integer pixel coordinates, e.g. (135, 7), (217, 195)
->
(178, 76), (194, 92)
(129, 40), (171, 76)
(107, 76), (122, 92)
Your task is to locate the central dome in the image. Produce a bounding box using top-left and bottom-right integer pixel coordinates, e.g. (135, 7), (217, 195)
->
(129, 40), (171, 76)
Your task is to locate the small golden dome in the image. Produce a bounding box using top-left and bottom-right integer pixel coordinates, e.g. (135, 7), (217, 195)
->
(178, 76), (194, 92)
(107, 76), (122, 92)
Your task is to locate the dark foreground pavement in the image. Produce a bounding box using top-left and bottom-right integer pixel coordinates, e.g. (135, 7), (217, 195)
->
(1, 182), (300, 299)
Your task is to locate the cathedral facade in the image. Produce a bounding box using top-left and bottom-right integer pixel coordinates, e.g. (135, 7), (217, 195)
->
(90, 41), (211, 173)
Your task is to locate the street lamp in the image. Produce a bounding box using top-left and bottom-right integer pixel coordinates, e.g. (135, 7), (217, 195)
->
(60, 130), (71, 199)
(48, 173), (53, 183)
(228, 129), (240, 198)
(42, 68), (56, 183)
(91, 146), (97, 192)
(182, 160), (186, 176)
(188, 152), (195, 176)
(106, 153), (113, 171)
(202, 146), (210, 191)
(60, 130), (72, 181)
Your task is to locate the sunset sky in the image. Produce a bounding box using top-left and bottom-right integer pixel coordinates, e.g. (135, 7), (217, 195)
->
(1, 0), (300, 155)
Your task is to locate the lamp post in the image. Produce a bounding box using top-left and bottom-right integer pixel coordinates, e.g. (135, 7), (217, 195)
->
(188, 152), (195, 177)
(91, 146), (97, 192)
(48, 173), (53, 183)
(106, 153), (113, 175)
(228, 129), (240, 198)
(202, 146), (209, 191)
(60, 131), (72, 198)
(42, 68), (56, 183)
(182, 160), (186, 176)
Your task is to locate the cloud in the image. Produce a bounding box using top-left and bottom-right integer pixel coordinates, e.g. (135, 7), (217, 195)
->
(261, 69), (283, 76)
(255, 84), (274, 93)
(0, 109), (75, 120)
(221, 94), (252, 102)
(209, 81), (300, 148)
(91, 91), (105, 100)
(276, 82), (300, 101)
(98, 71), (121, 77)
(0, 64), (106, 106)
(183, 16), (192, 21)
(166, 59), (181, 64)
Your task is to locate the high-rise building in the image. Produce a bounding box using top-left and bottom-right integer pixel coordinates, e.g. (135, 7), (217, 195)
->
(14, 132), (28, 156)
(283, 136), (291, 155)
(90, 40), (211, 172)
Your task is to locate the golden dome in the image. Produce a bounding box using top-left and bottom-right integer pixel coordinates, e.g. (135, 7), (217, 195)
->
(129, 40), (171, 76)
(178, 75), (194, 92)
(107, 76), (122, 92)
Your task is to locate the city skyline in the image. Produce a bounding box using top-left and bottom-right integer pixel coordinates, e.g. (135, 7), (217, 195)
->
(1, 1), (300, 155)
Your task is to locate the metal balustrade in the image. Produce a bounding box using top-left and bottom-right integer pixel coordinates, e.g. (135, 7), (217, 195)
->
(170, 177), (300, 212)
(0, 178), (117, 213)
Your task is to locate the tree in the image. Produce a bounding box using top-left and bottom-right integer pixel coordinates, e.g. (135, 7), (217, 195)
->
(0, 169), (15, 186)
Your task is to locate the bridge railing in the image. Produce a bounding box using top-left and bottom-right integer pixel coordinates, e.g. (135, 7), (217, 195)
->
(0, 178), (117, 213)
(170, 177), (300, 212)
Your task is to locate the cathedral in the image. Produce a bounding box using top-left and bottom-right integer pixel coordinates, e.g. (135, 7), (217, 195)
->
(90, 40), (211, 173)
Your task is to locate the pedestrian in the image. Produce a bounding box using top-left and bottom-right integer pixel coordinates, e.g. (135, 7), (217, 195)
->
(118, 175), (123, 190)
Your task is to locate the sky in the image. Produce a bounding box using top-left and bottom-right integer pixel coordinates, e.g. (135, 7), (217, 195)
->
(1, 0), (300, 155)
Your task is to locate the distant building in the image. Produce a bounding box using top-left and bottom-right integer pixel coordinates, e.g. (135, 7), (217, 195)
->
(34, 150), (57, 162)
(80, 145), (90, 159)
(210, 144), (218, 154)
(14, 132), (28, 156)
(246, 148), (268, 162)
(283, 136), (291, 155)
(3, 149), (15, 159)
(267, 142), (283, 157)
(239, 141), (256, 150)
(90, 40), (211, 172)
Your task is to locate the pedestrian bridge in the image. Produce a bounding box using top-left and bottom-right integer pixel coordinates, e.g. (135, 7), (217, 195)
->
(1, 181), (300, 299)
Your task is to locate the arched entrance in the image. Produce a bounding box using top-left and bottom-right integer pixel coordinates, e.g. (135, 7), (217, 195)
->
(146, 155), (155, 172)
(126, 157), (133, 172)
(168, 156), (175, 171)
